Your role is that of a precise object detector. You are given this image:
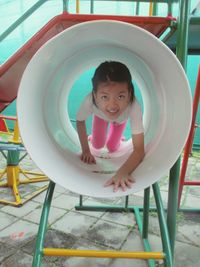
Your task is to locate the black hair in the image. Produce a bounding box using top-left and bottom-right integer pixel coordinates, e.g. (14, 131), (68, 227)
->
(92, 61), (135, 103)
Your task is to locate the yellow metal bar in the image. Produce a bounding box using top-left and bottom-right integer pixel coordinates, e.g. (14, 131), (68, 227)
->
(0, 199), (21, 206)
(7, 166), (19, 186)
(0, 165), (48, 206)
(20, 177), (48, 183)
(76, 0), (80, 13)
(12, 120), (21, 143)
(149, 1), (154, 16)
(43, 248), (165, 260)
(12, 180), (22, 205)
(0, 184), (48, 206)
(22, 185), (48, 203)
(21, 170), (47, 176)
(0, 168), (7, 179)
(0, 130), (12, 136)
(19, 168), (48, 181)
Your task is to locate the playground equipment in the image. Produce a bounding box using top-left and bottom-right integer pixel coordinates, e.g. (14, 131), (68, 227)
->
(17, 20), (192, 198)
(0, 13), (175, 113)
(0, 0), (198, 266)
(17, 18), (191, 267)
(178, 66), (200, 207)
(0, 115), (49, 206)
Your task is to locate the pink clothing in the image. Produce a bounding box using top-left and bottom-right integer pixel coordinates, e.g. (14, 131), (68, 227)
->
(76, 93), (144, 153)
(91, 115), (127, 153)
(76, 93), (144, 135)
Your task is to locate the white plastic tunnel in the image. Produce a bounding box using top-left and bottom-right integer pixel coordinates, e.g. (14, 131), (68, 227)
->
(17, 20), (192, 198)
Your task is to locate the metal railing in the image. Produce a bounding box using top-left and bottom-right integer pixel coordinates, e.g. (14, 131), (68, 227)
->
(0, 0), (177, 43)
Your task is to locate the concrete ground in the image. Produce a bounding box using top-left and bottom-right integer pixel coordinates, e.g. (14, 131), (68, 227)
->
(0, 152), (200, 267)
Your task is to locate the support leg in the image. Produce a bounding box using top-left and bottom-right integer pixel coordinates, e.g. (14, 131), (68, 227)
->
(32, 181), (55, 267)
(167, 160), (180, 260)
(153, 183), (173, 267)
(142, 187), (150, 239)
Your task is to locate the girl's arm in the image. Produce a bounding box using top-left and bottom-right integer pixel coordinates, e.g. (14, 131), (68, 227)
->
(104, 133), (145, 192)
(76, 120), (96, 164)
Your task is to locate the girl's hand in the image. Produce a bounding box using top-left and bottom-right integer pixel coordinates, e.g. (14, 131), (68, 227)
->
(81, 150), (96, 164)
(104, 173), (135, 192)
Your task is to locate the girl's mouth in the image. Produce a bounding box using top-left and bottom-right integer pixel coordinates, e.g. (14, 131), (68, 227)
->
(106, 109), (119, 116)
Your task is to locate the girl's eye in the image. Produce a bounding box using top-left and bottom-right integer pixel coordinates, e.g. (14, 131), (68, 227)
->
(101, 95), (108, 100)
(118, 95), (125, 100)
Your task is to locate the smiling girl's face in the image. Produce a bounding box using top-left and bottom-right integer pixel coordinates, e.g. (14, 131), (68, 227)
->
(93, 81), (131, 120)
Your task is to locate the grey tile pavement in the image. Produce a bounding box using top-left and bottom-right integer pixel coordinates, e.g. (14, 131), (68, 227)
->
(0, 153), (200, 266)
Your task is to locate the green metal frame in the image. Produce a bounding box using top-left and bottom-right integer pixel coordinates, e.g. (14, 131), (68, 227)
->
(33, 181), (174, 267)
(0, 0), (69, 42)
(89, 0), (178, 3)
(89, 0), (178, 15)
(0, 0), (192, 265)
(0, 142), (49, 206)
(166, 0), (190, 254)
(32, 0), (191, 266)
(76, 185), (175, 267)
(32, 181), (55, 267)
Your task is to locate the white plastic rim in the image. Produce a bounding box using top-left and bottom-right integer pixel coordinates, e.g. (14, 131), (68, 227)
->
(17, 20), (192, 198)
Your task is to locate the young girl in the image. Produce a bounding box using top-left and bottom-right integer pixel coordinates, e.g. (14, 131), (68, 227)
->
(76, 61), (145, 192)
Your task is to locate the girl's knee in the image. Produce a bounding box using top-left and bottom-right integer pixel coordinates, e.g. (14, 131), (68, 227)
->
(106, 140), (120, 153)
(91, 138), (106, 149)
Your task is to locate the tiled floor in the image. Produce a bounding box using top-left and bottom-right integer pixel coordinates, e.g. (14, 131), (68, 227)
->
(0, 152), (200, 267)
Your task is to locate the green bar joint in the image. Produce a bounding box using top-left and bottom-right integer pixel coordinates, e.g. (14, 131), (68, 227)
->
(7, 151), (20, 166)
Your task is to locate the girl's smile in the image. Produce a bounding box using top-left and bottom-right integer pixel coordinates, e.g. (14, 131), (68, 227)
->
(94, 81), (130, 120)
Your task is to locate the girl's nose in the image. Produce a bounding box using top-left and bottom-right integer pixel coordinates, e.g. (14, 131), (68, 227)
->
(108, 98), (118, 109)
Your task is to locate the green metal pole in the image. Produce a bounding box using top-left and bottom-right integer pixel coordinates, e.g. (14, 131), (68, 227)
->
(167, 160), (181, 257)
(152, 1), (158, 16)
(125, 195), (129, 209)
(133, 206), (156, 267)
(7, 151), (20, 166)
(153, 183), (173, 267)
(142, 187), (150, 239)
(0, 0), (48, 42)
(19, 152), (28, 163)
(167, 0), (174, 16)
(176, 0), (190, 69)
(32, 181), (55, 267)
(167, 0), (191, 260)
(63, 0), (69, 12)
(90, 0), (94, 14)
(79, 195), (83, 206)
(135, 2), (140, 15)
(0, 150), (7, 159)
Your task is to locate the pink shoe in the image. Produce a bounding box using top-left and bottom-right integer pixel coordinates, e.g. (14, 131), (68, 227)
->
(88, 135), (92, 142)
(121, 136), (126, 141)
(107, 137), (126, 153)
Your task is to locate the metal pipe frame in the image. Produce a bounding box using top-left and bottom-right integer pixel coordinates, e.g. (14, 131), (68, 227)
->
(166, 0), (191, 260)
(32, 181), (173, 267)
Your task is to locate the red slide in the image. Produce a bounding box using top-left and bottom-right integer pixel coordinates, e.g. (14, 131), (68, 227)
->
(0, 12), (174, 112)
